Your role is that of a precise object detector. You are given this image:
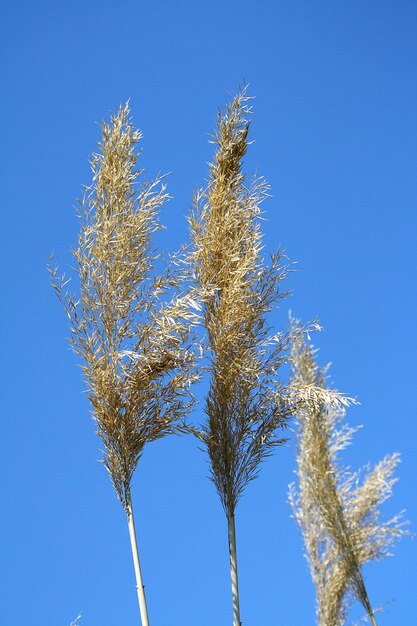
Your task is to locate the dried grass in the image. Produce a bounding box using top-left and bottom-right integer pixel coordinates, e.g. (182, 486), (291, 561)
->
(50, 103), (199, 625)
(189, 88), (291, 516)
(188, 88), (292, 625)
(289, 320), (407, 626)
(50, 103), (198, 509)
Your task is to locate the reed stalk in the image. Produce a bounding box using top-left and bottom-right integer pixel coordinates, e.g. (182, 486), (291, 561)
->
(188, 88), (291, 625)
(227, 511), (241, 626)
(126, 490), (150, 626)
(289, 320), (407, 626)
(50, 103), (198, 624)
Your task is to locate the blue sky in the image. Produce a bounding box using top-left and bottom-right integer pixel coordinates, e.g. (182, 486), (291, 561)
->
(1, 1), (416, 625)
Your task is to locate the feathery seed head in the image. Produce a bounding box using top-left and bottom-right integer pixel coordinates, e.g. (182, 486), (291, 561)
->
(189, 89), (291, 514)
(289, 320), (407, 626)
(50, 103), (198, 510)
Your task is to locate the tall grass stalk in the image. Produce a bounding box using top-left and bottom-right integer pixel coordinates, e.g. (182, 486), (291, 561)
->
(227, 511), (241, 625)
(50, 103), (198, 625)
(289, 320), (407, 626)
(126, 490), (149, 626)
(188, 88), (291, 625)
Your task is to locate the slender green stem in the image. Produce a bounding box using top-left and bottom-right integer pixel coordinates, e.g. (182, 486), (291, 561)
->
(126, 492), (150, 626)
(227, 511), (241, 626)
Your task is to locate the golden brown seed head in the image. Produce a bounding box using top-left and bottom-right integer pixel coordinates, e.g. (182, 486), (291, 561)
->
(289, 320), (407, 625)
(50, 103), (198, 509)
(189, 89), (290, 514)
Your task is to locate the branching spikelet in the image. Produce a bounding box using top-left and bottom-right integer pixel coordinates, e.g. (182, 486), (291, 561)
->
(50, 103), (198, 510)
(189, 88), (290, 516)
(289, 319), (407, 626)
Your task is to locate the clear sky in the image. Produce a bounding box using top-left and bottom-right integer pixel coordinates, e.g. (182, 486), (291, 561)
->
(1, 2), (416, 625)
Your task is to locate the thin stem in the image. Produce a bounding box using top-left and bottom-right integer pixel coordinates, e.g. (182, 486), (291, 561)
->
(358, 577), (377, 626)
(126, 492), (150, 626)
(367, 606), (377, 626)
(332, 498), (377, 626)
(227, 511), (241, 626)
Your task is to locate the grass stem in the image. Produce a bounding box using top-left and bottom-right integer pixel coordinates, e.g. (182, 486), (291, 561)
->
(126, 493), (150, 626)
(227, 512), (241, 626)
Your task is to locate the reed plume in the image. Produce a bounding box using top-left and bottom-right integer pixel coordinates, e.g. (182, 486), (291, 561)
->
(50, 103), (198, 626)
(289, 320), (407, 626)
(188, 89), (290, 626)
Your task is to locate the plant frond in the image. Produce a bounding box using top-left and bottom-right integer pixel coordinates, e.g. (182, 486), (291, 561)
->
(51, 103), (199, 509)
(289, 319), (407, 625)
(189, 89), (291, 514)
